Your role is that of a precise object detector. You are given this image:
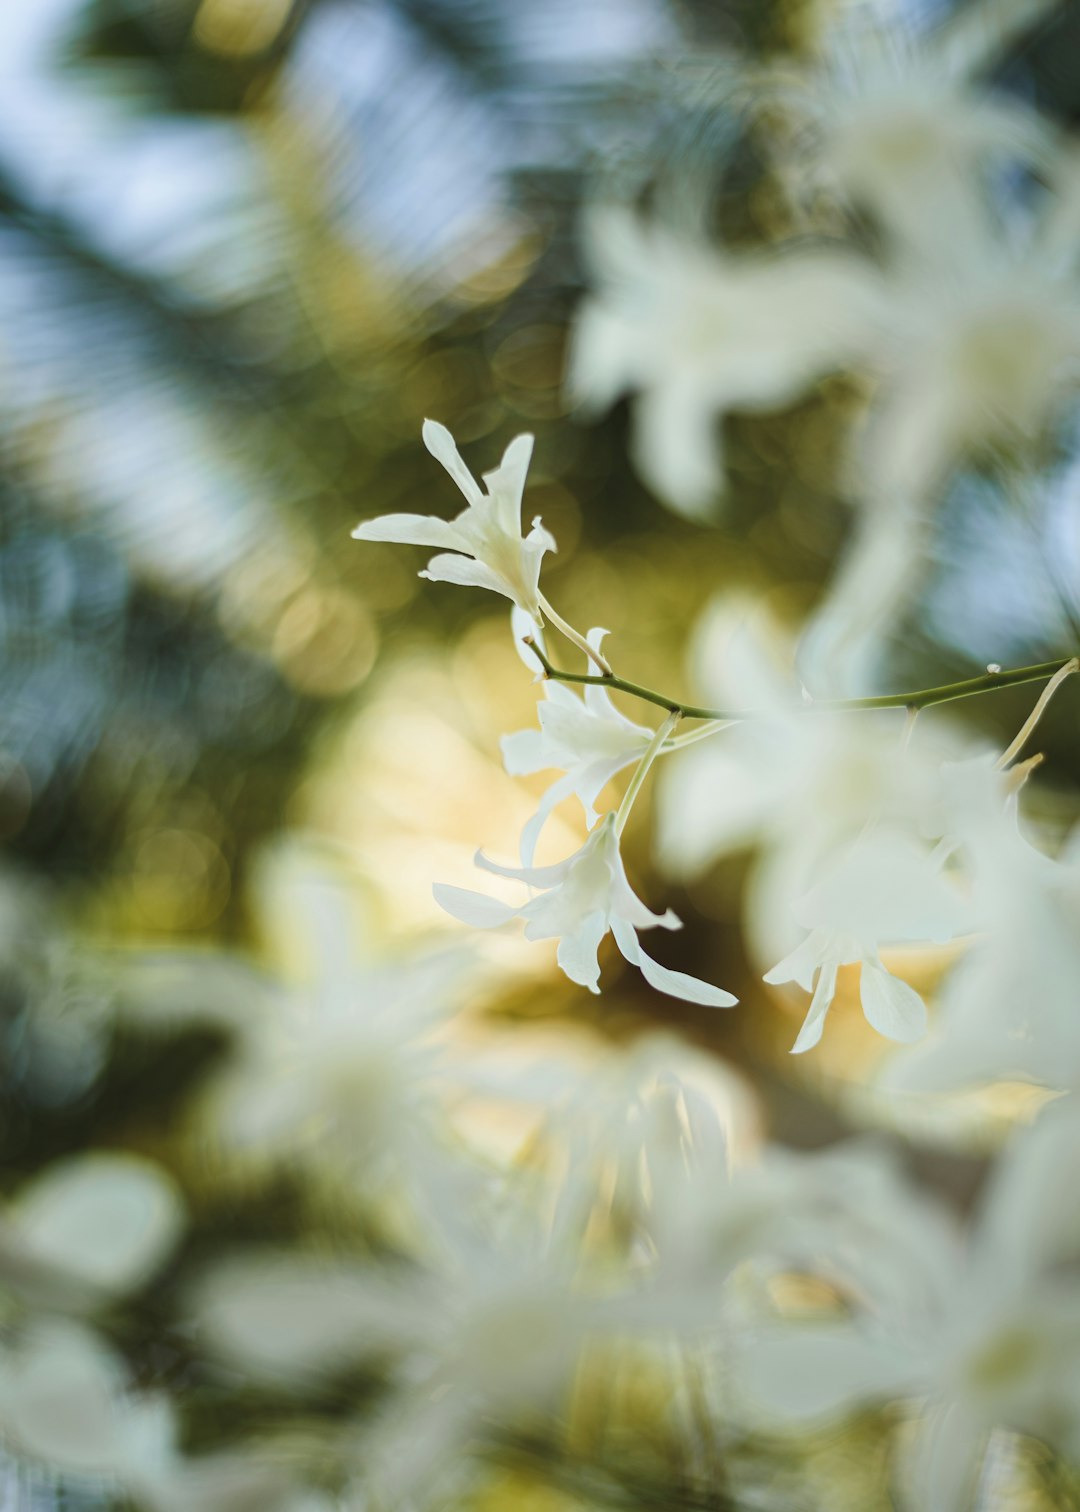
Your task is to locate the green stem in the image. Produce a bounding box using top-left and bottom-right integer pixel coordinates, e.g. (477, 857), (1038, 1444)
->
(522, 638), (1079, 723)
(615, 710), (681, 837)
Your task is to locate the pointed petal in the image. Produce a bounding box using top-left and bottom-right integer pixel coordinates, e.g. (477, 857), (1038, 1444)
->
(432, 884), (518, 930)
(613, 917), (736, 1007)
(791, 959), (839, 1055)
(860, 961), (928, 1043)
(352, 513), (463, 550)
(420, 553), (512, 600)
(483, 434), (535, 535)
(556, 909), (609, 993)
(422, 419), (483, 505)
(518, 772), (580, 866)
(474, 848), (573, 887)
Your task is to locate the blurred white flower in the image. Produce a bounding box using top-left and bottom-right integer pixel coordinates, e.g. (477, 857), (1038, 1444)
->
(0, 1151), (184, 1306)
(656, 596), (953, 961)
(770, 0), (1053, 258)
(352, 419), (554, 617)
(887, 769), (1080, 1091)
(503, 613), (653, 863)
(764, 831), (966, 1052)
(208, 841), (472, 1193)
(435, 813), (736, 1006)
(567, 208), (880, 519)
(741, 1098), (1080, 1512)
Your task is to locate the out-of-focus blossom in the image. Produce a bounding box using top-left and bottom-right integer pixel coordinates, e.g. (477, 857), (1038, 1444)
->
(502, 613), (653, 862)
(887, 768), (1080, 1092)
(769, 0), (1054, 257)
(206, 840), (473, 1198)
(435, 813), (737, 1006)
(741, 1098), (1080, 1512)
(567, 208), (881, 519)
(352, 420), (554, 617)
(1, 1151), (184, 1306)
(656, 596), (955, 960)
(764, 832), (965, 1052)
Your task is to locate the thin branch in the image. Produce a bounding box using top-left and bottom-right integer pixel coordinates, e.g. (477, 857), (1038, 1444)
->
(521, 638), (1079, 723)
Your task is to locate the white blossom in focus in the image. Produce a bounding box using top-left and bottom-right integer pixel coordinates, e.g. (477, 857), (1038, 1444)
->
(352, 420), (554, 617)
(567, 208), (881, 519)
(503, 612), (654, 862)
(435, 813), (737, 1006)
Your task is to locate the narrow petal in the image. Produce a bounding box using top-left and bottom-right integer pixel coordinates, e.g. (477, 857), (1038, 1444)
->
(791, 959), (839, 1055)
(352, 513), (463, 551)
(432, 884), (518, 930)
(474, 849), (573, 887)
(613, 918), (736, 1007)
(420, 553), (512, 600)
(422, 418), (483, 505)
(556, 909), (609, 993)
(518, 772), (580, 866)
(860, 960), (928, 1044)
(483, 433), (534, 535)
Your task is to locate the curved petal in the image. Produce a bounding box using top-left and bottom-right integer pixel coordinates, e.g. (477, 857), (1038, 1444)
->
(420, 554), (511, 600)
(764, 929), (829, 992)
(483, 434), (534, 535)
(518, 772), (581, 866)
(556, 909), (609, 994)
(432, 884), (518, 930)
(860, 960), (928, 1043)
(790, 958), (839, 1055)
(352, 513), (464, 551)
(474, 849), (573, 888)
(613, 917), (736, 1007)
(422, 418), (483, 506)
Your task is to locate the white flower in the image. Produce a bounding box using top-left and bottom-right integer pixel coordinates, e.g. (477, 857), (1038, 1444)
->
(764, 831), (966, 1053)
(656, 596), (958, 962)
(769, 1), (1052, 258)
(741, 1099), (1080, 1512)
(887, 766), (1080, 1092)
(502, 614), (654, 862)
(352, 419), (555, 618)
(434, 813), (736, 1006)
(207, 840), (472, 1194)
(567, 208), (880, 519)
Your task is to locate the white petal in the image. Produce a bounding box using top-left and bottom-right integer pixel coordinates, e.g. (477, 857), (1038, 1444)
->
(906, 1403), (988, 1512)
(764, 929), (829, 992)
(474, 849), (573, 887)
(351, 512), (463, 551)
(791, 959), (839, 1055)
(483, 433), (535, 535)
(500, 729), (548, 776)
(613, 918), (736, 1007)
(556, 910), (609, 993)
(517, 772), (580, 866)
(14, 1153), (184, 1294)
(420, 553), (512, 600)
(422, 418), (483, 505)
(860, 961), (928, 1043)
(432, 884), (518, 930)
(743, 1326), (914, 1424)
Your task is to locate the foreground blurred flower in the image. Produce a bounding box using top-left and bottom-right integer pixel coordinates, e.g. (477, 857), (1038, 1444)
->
(1, 1151), (184, 1307)
(352, 420), (554, 618)
(567, 207), (879, 518)
(434, 813), (736, 1006)
(741, 1099), (1080, 1512)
